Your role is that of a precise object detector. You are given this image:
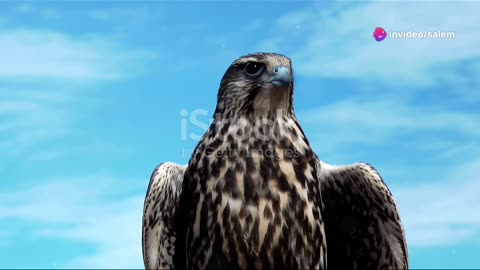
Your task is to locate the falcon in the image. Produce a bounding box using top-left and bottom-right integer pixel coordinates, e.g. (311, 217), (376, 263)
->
(142, 52), (408, 270)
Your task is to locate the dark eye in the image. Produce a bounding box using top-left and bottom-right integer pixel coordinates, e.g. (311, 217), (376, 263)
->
(244, 62), (265, 77)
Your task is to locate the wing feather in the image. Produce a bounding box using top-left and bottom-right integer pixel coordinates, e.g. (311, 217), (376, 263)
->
(142, 162), (185, 269)
(317, 161), (408, 269)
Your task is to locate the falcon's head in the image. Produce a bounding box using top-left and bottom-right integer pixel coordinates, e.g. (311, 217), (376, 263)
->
(214, 52), (294, 119)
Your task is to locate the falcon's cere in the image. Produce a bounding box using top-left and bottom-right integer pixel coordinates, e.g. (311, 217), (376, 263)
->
(142, 52), (408, 269)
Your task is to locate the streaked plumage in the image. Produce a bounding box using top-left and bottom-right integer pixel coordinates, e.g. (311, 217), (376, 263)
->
(142, 162), (185, 269)
(318, 161), (408, 269)
(142, 52), (408, 270)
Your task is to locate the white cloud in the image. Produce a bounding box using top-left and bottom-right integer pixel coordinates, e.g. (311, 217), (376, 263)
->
(0, 87), (77, 160)
(38, 196), (144, 269)
(0, 28), (157, 80)
(0, 175), (146, 268)
(298, 97), (480, 155)
(405, 225), (477, 247)
(0, 27), (157, 161)
(392, 159), (480, 247)
(264, 1), (480, 87)
(0, 85), (134, 163)
(0, 83), (132, 163)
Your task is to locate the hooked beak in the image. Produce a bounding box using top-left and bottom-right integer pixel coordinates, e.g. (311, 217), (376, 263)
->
(266, 66), (291, 88)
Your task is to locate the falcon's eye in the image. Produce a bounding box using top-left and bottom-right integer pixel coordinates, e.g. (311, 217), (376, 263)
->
(244, 62), (265, 77)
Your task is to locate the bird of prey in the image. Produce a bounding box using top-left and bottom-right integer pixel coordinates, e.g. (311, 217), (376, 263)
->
(142, 52), (408, 270)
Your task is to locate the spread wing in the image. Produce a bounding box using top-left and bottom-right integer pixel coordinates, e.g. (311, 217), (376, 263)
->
(317, 161), (408, 269)
(142, 162), (185, 270)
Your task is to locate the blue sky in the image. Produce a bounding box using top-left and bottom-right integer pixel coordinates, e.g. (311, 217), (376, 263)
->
(0, 0), (479, 268)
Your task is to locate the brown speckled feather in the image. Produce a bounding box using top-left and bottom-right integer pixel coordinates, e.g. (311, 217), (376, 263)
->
(317, 161), (409, 269)
(142, 162), (185, 269)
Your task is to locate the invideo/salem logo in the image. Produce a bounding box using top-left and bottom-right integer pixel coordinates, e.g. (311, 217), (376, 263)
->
(389, 30), (456, 39)
(373, 27), (456, 41)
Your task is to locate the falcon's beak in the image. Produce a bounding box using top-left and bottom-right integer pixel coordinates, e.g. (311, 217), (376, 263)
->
(266, 66), (291, 88)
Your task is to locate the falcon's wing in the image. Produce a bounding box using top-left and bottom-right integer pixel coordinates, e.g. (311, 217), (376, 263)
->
(317, 161), (408, 269)
(142, 162), (185, 270)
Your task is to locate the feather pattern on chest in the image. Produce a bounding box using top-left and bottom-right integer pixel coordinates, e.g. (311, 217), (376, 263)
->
(180, 115), (326, 270)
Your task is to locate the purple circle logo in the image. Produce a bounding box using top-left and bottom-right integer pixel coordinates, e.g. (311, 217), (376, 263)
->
(373, 27), (387, 42)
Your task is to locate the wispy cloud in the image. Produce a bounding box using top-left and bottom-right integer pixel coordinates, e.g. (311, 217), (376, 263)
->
(393, 158), (480, 247)
(298, 97), (480, 156)
(261, 1), (480, 88)
(0, 26), (157, 161)
(0, 174), (145, 268)
(0, 85), (127, 163)
(0, 91), (74, 160)
(0, 28), (157, 80)
(0, 78), (104, 162)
